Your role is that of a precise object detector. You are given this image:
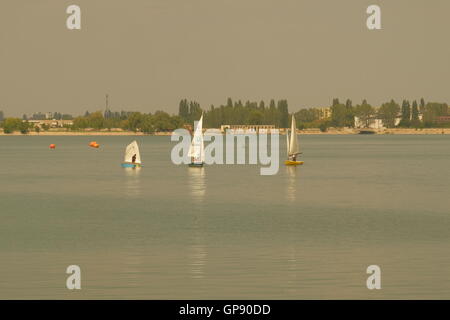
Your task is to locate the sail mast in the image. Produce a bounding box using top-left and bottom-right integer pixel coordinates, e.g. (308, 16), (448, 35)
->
(199, 113), (205, 162)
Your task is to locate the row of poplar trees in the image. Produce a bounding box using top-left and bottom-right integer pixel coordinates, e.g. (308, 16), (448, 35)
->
(178, 98), (289, 128)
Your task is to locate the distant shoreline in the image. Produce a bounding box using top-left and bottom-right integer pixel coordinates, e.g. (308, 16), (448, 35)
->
(1, 128), (449, 136)
(0, 131), (169, 136)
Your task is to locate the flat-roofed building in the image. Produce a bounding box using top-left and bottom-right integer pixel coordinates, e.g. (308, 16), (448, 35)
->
(436, 116), (450, 123)
(220, 124), (276, 134)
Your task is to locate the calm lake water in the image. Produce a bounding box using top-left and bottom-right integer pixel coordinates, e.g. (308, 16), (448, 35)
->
(0, 134), (449, 299)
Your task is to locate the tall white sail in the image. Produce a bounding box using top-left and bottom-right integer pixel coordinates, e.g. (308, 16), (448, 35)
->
(188, 114), (205, 163)
(124, 140), (142, 164)
(288, 115), (300, 156)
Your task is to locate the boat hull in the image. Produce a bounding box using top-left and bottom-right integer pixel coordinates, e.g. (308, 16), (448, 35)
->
(284, 160), (304, 166)
(359, 130), (376, 134)
(121, 163), (142, 168)
(188, 162), (204, 168)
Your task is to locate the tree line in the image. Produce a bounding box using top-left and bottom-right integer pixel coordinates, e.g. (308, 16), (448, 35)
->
(1, 97), (449, 133)
(295, 98), (448, 130)
(71, 110), (184, 133)
(180, 97), (449, 130)
(179, 98), (289, 128)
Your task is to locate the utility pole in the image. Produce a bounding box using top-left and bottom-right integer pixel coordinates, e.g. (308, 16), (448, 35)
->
(105, 94), (109, 119)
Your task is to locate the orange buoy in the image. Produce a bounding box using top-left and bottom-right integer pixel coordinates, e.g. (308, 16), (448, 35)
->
(49, 144), (56, 149)
(89, 141), (100, 148)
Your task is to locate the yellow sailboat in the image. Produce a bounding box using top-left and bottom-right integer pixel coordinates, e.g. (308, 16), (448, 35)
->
(285, 114), (304, 166)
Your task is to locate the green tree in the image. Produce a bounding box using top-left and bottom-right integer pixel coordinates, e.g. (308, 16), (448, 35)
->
(267, 99), (279, 126)
(258, 101), (265, 110)
(295, 108), (319, 126)
(88, 111), (105, 129)
(399, 100), (411, 127)
(72, 117), (88, 129)
(355, 100), (375, 128)
(153, 111), (181, 131)
(140, 114), (155, 133)
(422, 102), (449, 127)
(188, 101), (202, 122)
(378, 100), (400, 128)
(226, 98), (233, 108)
(332, 98), (340, 106)
(411, 101), (419, 120)
(277, 100), (289, 128)
(419, 98), (426, 113)
(126, 112), (144, 132)
(178, 99), (189, 121)
(411, 100), (420, 127)
(344, 99), (355, 127)
(19, 121), (30, 134)
(248, 110), (264, 125)
(319, 120), (330, 132)
(72, 111), (109, 130)
(2, 118), (23, 133)
(330, 103), (348, 127)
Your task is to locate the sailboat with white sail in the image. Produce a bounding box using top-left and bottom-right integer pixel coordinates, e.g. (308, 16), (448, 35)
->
(285, 115), (304, 166)
(121, 140), (142, 168)
(188, 114), (205, 167)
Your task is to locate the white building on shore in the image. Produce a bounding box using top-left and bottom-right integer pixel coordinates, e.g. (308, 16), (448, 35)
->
(26, 119), (74, 128)
(354, 115), (407, 129)
(220, 124), (276, 134)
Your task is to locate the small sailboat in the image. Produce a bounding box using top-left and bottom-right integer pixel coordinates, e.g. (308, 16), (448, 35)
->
(285, 115), (304, 166)
(121, 140), (142, 168)
(188, 114), (205, 167)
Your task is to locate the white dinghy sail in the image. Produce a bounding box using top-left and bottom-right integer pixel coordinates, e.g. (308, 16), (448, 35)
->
(288, 115), (300, 158)
(188, 114), (205, 165)
(124, 140), (142, 165)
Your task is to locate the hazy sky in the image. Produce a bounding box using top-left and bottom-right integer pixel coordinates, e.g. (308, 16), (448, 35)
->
(0, 0), (449, 117)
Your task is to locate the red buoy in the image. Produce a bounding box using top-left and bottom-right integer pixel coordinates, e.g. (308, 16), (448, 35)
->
(49, 144), (56, 149)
